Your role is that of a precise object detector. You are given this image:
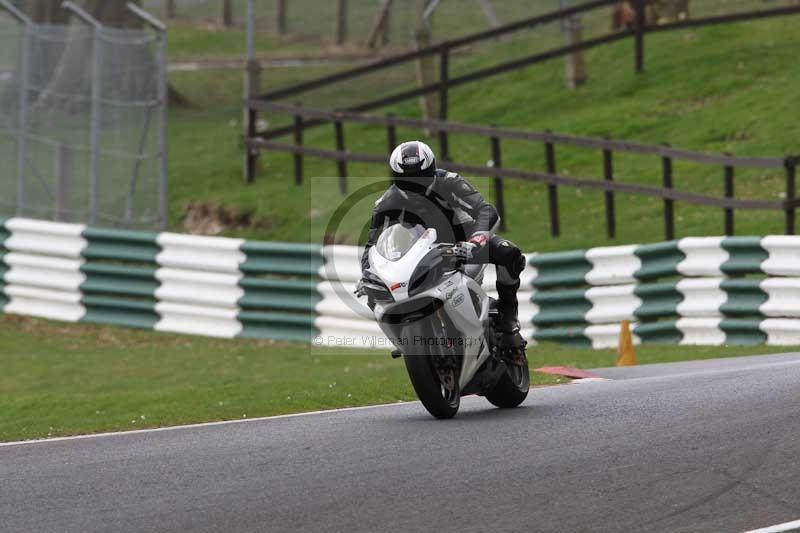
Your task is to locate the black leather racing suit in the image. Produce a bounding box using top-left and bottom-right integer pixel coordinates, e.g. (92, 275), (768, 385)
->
(361, 169), (526, 330)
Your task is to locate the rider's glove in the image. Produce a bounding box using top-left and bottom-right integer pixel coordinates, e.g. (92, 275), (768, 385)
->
(354, 279), (365, 297)
(468, 231), (491, 248)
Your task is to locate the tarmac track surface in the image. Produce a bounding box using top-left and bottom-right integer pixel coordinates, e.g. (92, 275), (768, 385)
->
(3, 353), (800, 532)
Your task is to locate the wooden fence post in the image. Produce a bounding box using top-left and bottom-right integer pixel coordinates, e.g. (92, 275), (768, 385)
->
(662, 144), (675, 240)
(335, 0), (347, 45)
(243, 60), (261, 183)
(244, 103), (257, 183)
(724, 160), (735, 236)
(490, 131), (506, 231)
(786, 157), (796, 235)
(544, 131), (560, 237)
(334, 120), (348, 194)
(293, 108), (304, 185)
(386, 113), (397, 155)
(166, 0), (176, 19)
(633, 0), (646, 73)
(438, 46), (450, 162)
(603, 146), (616, 239)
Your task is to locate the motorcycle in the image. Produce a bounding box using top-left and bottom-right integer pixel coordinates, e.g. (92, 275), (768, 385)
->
(356, 223), (529, 419)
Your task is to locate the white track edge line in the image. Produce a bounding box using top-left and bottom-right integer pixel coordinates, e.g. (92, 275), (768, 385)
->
(0, 401), (413, 448)
(743, 518), (800, 533)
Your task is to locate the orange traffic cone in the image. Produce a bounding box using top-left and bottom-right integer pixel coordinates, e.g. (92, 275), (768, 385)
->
(616, 319), (636, 367)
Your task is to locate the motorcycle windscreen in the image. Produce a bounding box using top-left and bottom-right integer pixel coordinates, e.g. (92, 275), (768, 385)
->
(374, 223), (426, 261)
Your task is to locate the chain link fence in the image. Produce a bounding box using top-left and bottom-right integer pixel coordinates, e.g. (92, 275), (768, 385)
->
(0, 2), (167, 230)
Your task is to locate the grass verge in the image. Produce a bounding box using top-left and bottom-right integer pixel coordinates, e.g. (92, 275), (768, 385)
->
(2, 314), (796, 442)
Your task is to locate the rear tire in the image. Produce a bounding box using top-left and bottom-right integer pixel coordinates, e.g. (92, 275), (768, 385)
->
(485, 358), (530, 409)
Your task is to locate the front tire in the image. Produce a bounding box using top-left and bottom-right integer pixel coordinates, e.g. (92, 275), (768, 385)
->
(402, 319), (460, 419)
(404, 353), (459, 419)
(485, 358), (530, 408)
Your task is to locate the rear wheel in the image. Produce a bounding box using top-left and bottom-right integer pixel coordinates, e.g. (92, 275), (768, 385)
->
(485, 355), (530, 408)
(403, 322), (460, 419)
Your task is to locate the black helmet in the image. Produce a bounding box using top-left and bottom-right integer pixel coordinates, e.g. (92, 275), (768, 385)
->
(389, 140), (436, 180)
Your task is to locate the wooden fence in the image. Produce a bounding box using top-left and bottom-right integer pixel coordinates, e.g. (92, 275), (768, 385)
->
(247, 101), (799, 241)
(246, 0), (800, 163)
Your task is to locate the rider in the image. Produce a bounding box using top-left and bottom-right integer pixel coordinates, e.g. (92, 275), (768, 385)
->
(361, 140), (527, 343)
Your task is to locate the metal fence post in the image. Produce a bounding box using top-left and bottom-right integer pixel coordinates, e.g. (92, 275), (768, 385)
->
(1, 0), (31, 216)
(786, 157), (797, 235)
(490, 131), (505, 231)
(544, 131), (560, 237)
(64, 2), (102, 225)
(89, 25), (100, 225)
(661, 144), (675, 240)
(603, 145), (616, 239)
(126, 2), (168, 230)
(724, 160), (735, 236)
(16, 16), (30, 217)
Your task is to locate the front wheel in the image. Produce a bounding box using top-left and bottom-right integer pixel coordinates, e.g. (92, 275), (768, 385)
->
(403, 353), (459, 419)
(402, 319), (460, 419)
(485, 356), (530, 408)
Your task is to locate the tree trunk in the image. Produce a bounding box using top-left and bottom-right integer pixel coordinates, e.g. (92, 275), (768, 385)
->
(219, 0), (233, 28)
(26, 0), (70, 24)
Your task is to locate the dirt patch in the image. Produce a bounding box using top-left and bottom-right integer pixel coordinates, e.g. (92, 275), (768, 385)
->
(182, 200), (273, 236)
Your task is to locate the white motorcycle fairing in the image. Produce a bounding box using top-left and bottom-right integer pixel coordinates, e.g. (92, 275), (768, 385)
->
(368, 227), (492, 390)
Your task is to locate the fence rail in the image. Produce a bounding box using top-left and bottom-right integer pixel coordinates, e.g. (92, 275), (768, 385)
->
(248, 100), (798, 241)
(247, 0), (800, 148)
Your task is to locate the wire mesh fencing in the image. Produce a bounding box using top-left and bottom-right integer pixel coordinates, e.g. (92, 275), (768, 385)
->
(0, 3), (167, 230)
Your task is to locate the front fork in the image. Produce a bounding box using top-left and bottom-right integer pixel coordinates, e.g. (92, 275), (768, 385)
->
(431, 307), (461, 394)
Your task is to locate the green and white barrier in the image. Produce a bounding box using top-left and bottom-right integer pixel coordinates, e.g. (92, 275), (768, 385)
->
(0, 218), (321, 343)
(529, 237), (800, 348)
(3, 217), (800, 349)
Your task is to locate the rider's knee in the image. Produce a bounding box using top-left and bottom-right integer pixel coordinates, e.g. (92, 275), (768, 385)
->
(490, 237), (525, 279)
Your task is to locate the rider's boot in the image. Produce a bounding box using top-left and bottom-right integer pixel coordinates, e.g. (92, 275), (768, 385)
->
(495, 280), (521, 334)
(495, 280), (527, 365)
